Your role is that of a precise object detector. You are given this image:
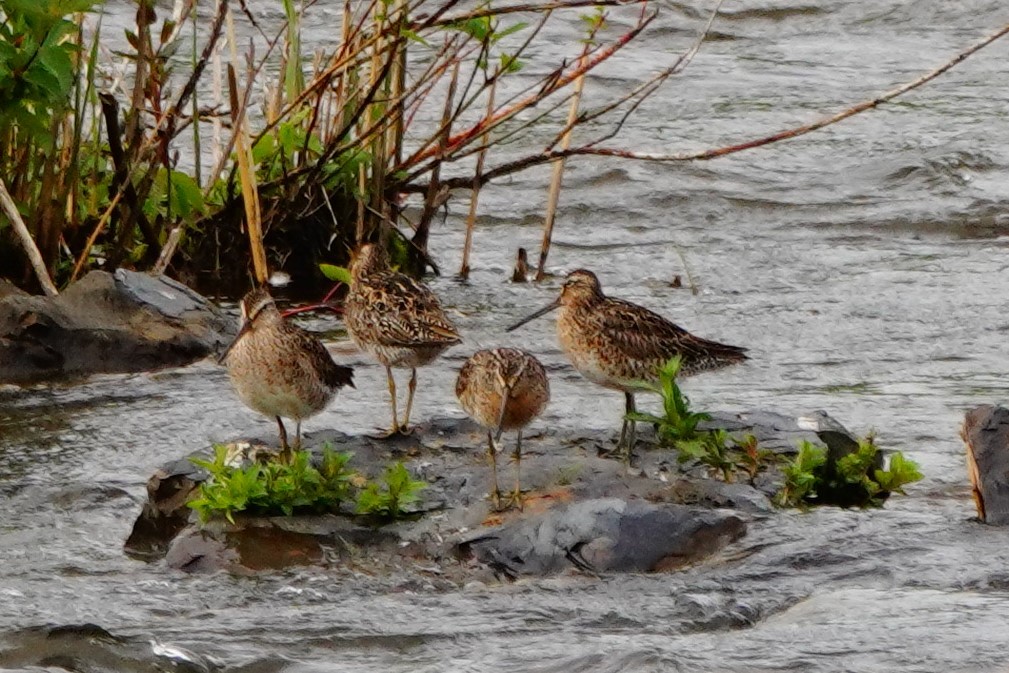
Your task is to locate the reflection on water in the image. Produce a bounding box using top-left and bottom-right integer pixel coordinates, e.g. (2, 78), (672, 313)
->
(3, 0), (1009, 671)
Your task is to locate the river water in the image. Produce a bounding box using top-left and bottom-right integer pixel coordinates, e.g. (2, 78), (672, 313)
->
(3, 0), (1009, 671)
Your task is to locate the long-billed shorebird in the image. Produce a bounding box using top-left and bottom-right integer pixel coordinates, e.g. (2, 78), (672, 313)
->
(220, 287), (355, 461)
(456, 348), (550, 510)
(506, 269), (746, 457)
(344, 243), (461, 435)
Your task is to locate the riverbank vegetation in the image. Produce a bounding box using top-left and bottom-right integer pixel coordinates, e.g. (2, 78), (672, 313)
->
(0, 0), (725, 296)
(6, 1), (1002, 297)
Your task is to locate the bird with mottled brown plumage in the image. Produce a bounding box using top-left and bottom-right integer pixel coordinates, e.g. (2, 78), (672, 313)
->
(456, 348), (550, 510)
(220, 287), (355, 461)
(344, 243), (461, 435)
(507, 269), (746, 457)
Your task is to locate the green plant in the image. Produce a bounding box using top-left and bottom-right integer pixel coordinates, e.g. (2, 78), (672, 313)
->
(676, 429), (737, 482)
(774, 434), (924, 509)
(734, 433), (776, 483)
(626, 356), (710, 445)
(774, 441), (828, 508)
(187, 444), (356, 523)
(873, 452), (924, 495)
(355, 462), (427, 520)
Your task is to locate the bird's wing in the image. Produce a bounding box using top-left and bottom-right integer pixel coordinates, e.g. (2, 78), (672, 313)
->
(597, 298), (746, 364)
(368, 273), (461, 348)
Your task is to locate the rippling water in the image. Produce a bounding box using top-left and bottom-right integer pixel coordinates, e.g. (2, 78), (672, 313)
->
(3, 0), (1009, 671)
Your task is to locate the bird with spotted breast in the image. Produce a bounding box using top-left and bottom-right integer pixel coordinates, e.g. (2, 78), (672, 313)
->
(220, 287), (355, 462)
(507, 269), (746, 459)
(456, 348), (550, 510)
(343, 243), (461, 435)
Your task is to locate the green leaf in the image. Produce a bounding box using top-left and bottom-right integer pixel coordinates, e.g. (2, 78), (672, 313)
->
(319, 263), (351, 284)
(399, 27), (431, 47)
(167, 170), (205, 218)
(494, 21), (528, 41)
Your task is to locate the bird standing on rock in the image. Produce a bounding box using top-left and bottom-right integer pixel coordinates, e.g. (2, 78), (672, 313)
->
(220, 287), (355, 461)
(456, 348), (550, 510)
(507, 269), (746, 458)
(343, 242), (461, 436)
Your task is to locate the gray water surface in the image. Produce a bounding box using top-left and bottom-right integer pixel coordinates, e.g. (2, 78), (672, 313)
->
(3, 0), (1009, 671)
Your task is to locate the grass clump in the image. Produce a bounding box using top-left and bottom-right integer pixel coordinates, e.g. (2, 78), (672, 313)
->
(187, 445), (423, 524)
(775, 433), (924, 509)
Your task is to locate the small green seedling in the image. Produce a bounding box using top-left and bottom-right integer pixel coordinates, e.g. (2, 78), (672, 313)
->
(355, 462), (427, 520)
(626, 355), (710, 446)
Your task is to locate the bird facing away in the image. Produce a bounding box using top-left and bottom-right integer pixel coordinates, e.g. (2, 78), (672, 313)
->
(456, 348), (550, 511)
(506, 269), (746, 458)
(343, 243), (462, 435)
(220, 287), (355, 461)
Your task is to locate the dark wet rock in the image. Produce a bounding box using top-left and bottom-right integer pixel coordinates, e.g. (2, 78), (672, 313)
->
(961, 405), (1009, 525)
(128, 410), (862, 578)
(0, 269), (232, 385)
(457, 499), (746, 577)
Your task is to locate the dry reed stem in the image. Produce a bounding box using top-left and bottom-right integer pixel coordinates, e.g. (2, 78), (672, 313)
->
(70, 189), (125, 283)
(536, 33), (592, 281)
(226, 9), (268, 285)
(0, 178), (59, 295)
(458, 79), (496, 279)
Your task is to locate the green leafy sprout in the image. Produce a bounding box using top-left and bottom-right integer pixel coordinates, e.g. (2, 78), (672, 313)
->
(187, 445), (424, 523)
(626, 355), (711, 446)
(355, 462), (428, 520)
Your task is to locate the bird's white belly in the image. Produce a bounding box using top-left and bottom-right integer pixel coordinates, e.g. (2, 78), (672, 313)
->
(233, 375), (324, 421)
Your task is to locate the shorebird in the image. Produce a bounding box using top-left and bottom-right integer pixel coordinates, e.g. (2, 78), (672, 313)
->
(456, 348), (550, 510)
(220, 287), (355, 461)
(344, 243), (461, 435)
(506, 269), (746, 457)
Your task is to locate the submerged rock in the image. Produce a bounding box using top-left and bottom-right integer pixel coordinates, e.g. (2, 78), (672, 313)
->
(961, 405), (1009, 525)
(0, 269), (231, 384)
(0, 623), (219, 673)
(127, 410), (861, 578)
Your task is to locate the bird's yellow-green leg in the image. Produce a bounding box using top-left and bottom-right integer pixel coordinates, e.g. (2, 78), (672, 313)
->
(276, 416), (292, 464)
(401, 368), (418, 433)
(384, 365), (401, 436)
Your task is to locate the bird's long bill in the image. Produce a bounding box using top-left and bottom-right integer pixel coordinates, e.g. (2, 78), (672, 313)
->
(505, 298), (560, 333)
(494, 385), (512, 444)
(217, 320), (251, 364)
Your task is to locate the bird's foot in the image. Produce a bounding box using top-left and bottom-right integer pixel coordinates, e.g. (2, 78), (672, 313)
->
(490, 488), (525, 512)
(368, 424), (415, 440)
